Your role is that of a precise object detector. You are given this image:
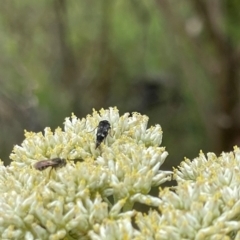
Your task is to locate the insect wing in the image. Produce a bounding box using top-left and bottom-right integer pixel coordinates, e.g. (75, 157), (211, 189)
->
(34, 160), (54, 170)
(33, 158), (66, 171)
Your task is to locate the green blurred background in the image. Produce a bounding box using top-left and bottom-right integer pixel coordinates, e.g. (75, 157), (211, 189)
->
(1, 0), (240, 170)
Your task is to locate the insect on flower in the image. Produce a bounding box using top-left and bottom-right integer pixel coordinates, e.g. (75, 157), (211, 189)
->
(33, 158), (67, 171)
(95, 120), (111, 149)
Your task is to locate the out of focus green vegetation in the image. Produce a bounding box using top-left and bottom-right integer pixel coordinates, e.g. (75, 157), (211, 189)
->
(0, 0), (240, 168)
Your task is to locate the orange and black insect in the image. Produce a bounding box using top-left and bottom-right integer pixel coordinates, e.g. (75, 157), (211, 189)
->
(95, 120), (111, 149)
(33, 158), (66, 171)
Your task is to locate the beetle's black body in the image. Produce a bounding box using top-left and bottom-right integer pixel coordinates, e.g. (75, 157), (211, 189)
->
(96, 120), (111, 148)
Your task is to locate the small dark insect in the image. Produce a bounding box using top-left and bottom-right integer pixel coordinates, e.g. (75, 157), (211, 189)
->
(96, 120), (111, 149)
(33, 158), (67, 171)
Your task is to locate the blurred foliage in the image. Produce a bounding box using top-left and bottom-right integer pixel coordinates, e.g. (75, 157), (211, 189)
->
(0, 0), (239, 169)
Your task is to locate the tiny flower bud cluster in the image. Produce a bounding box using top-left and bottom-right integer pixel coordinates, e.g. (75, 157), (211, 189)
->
(0, 107), (171, 239)
(134, 147), (240, 239)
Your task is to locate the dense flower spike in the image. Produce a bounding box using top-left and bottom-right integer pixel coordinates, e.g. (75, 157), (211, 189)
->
(2, 107), (240, 239)
(1, 107), (171, 239)
(133, 147), (240, 239)
(6, 108), (240, 240)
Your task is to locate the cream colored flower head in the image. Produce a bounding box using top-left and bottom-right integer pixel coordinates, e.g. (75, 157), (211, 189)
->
(134, 147), (240, 239)
(0, 107), (171, 239)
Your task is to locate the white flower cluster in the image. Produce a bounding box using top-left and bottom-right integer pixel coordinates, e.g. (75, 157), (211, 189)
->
(1, 107), (171, 239)
(134, 147), (240, 239)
